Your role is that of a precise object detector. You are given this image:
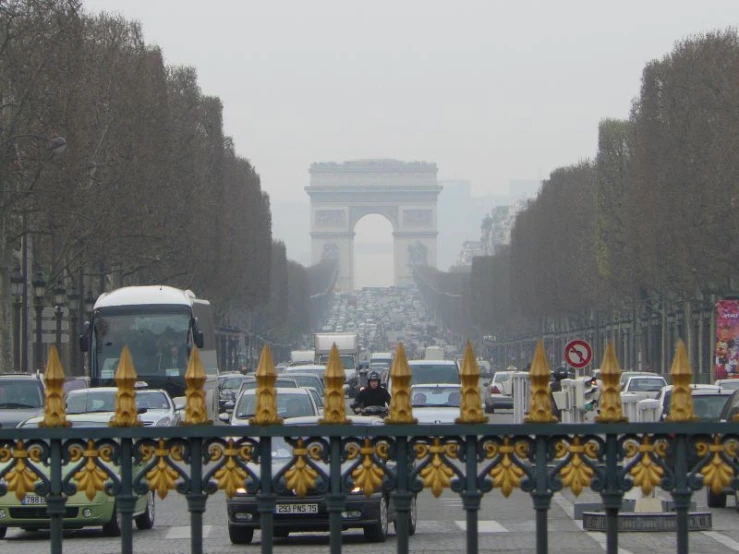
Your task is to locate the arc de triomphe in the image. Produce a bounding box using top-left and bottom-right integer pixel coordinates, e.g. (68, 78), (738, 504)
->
(306, 159), (441, 291)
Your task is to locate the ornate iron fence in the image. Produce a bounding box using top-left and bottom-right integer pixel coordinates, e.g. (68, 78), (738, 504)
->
(0, 340), (736, 554)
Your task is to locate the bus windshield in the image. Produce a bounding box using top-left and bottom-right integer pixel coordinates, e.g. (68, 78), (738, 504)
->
(94, 312), (191, 378)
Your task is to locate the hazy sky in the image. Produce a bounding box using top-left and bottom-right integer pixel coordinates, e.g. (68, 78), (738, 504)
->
(87, 1), (739, 287)
(87, 1), (739, 202)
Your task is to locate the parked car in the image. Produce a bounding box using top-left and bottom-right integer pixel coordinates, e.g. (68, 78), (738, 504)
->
(484, 371), (515, 413)
(0, 373), (44, 428)
(226, 415), (416, 544)
(411, 384), (461, 424)
(226, 388), (319, 425)
(0, 415), (155, 538)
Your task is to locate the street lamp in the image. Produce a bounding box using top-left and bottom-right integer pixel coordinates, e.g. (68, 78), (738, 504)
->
(84, 288), (96, 316)
(10, 266), (23, 371)
(53, 280), (66, 355)
(32, 270), (46, 371)
(68, 283), (79, 373)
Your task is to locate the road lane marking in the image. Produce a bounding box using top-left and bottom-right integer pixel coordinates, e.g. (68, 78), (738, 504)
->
(165, 525), (213, 539)
(455, 520), (508, 533)
(703, 531), (739, 552)
(553, 493), (635, 554)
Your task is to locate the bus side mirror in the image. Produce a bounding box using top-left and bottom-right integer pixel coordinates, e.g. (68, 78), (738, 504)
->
(193, 319), (205, 349)
(79, 322), (90, 352)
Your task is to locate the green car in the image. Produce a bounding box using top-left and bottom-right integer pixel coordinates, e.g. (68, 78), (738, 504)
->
(0, 414), (154, 538)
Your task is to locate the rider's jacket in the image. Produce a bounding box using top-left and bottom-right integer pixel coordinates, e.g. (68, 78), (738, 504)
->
(353, 385), (391, 409)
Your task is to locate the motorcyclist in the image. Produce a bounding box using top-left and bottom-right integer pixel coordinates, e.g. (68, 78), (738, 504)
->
(351, 371), (390, 414)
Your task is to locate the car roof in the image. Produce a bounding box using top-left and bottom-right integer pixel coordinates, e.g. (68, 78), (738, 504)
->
(285, 365), (325, 372)
(660, 384), (731, 395)
(241, 387), (310, 396)
(281, 372), (323, 379)
(408, 360), (457, 366)
(0, 373), (42, 380)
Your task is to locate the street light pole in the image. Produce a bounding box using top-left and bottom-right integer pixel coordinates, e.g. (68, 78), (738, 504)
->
(53, 280), (66, 358)
(32, 270), (46, 372)
(68, 283), (79, 374)
(10, 265), (23, 371)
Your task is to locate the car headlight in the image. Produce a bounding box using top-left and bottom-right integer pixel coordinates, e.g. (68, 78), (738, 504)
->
(236, 487), (247, 495)
(155, 418), (171, 427)
(351, 486), (362, 494)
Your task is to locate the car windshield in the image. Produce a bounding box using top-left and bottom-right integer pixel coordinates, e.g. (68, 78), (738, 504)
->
(291, 376), (324, 391)
(221, 377), (246, 390)
(66, 391), (117, 414)
(94, 312), (198, 377)
(137, 391), (170, 410)
(235, 393), (314, 419)
(411, 386), (461, 407)
(409, 364), (459, 385)
(718, 380), (739, 391)
(663, 393), (729, 420)
(494, 372), (512, 382)
(0, 380), (43, 408)
(628, 378), (665, 392)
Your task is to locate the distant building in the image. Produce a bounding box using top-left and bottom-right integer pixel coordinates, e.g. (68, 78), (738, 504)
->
(481, 198), (531, 256)
(455, 240), (484, 267)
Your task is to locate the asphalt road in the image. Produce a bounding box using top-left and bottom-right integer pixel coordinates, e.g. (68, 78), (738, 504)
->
(5, 408), (739, 553)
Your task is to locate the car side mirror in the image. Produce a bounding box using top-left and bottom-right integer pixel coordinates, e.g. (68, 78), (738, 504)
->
(218, 412), (230, 423)
(174, 398), (186, 411)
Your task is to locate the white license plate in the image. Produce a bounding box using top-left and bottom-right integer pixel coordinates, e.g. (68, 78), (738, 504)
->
(275, 503), (318, 514)
(22, 494), (46, 505)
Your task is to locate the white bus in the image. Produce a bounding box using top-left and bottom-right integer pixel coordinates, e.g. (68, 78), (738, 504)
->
(80, 286), (220, 419)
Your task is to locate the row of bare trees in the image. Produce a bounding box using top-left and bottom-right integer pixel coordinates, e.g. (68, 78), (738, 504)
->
(416, 29), (739, 380)
(0, 0), (331, 370)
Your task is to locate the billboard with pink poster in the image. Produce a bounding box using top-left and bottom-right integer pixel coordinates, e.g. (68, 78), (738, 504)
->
(714, 300), (739, 380)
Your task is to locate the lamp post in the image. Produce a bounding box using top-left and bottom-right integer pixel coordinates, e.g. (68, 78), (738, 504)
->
(10, 265), (23, 371)
(32, 270), (46, 371)
(84, 288), (95, 317)
(68, 283), (79, 373)
(53, 280), (66, 356)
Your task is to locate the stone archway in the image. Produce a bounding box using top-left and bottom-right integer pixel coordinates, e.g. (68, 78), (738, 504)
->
(306, 159), (441, 291)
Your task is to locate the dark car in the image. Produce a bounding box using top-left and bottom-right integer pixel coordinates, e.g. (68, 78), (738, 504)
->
(217, 373), (251, 413)
(226, 415), (418, 544)
(0, 373), (45, 428)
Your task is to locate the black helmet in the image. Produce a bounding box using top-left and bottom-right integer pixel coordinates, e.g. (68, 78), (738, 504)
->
(368, 371), (380, 381)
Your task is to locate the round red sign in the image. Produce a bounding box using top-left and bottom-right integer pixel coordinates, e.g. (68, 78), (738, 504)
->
(564, 340), (593, 369)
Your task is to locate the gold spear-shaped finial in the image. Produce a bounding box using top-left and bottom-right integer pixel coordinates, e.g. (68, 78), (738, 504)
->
(249, 345), (283, 425)
(386, 343), (417, 424)
(39, 345), (70, 428)
(666, 340), (697, 422)
(110, 346), (141, 427)
(595, 343), (627, 423)
(525, 340), (558, 423)
(456, 341), (487, 424)
(181, 345), (211, 425)
(320, 344), (350, 424)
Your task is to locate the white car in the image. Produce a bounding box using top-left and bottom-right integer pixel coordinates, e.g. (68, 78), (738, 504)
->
(411, 384), (461, 424)
(387, 360), (459, 393)
(621, 374), (667, 400)
(484, 371), (515, 413)
(656, 384), (732, 422)
(63, 387), (179, 427)
(713, 379), (739, 391)
(226, 388), (319, 425)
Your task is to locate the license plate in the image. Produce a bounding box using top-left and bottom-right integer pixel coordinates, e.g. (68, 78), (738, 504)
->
(275, 503), (318, 514)
(22, 494), (46, 505)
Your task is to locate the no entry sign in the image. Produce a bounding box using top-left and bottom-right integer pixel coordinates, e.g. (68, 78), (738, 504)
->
(564, 340), (593, 369)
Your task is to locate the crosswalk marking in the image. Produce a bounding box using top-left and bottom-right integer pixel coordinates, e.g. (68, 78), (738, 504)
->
(455, 520), (508, 533)
(703, 531), (739, 552)
(165, 525), (213, 540)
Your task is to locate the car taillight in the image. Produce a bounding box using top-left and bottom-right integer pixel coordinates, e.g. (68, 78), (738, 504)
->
(490, 385), (500, 394)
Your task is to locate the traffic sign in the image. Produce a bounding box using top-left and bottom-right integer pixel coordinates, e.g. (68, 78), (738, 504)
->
(564, 340), (592, 369)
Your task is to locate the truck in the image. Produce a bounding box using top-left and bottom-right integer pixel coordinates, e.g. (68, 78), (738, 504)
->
(424, 346), (445, 360)
(80, 285), (221, 420)
(290, 350), (315, 366)
(314, 333), (360, 396)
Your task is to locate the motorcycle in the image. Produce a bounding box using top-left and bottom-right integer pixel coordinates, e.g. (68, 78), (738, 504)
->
(351, 404), (389, 418)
